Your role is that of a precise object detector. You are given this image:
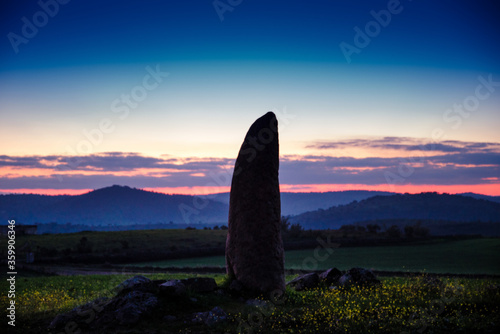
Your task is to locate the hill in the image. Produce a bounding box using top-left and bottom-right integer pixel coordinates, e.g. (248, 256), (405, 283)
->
(207, 191), (500, 215)
(205, 190), (395, 215)
(0, 185), (228, 226)
(290, 192), (500, 233)
(2, 187), (499, 235)
(0, 188), (397, 227)
(459, 192), (500, 203)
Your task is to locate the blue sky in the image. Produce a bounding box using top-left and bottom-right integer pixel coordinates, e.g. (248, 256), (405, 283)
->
(1, 0), (499, 195)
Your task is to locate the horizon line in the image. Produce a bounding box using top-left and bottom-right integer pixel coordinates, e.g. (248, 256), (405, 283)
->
(1, 183), (499, 197)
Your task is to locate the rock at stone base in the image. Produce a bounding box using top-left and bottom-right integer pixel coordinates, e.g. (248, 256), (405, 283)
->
(319, 268), (342, 285)
(49, 282), (158, 331)
(159, 277), (217, 296)
(49, 297), (109, 330)
(181, 277), (218, 293)
(114, 275), (157, 295)
(163, 315), (177, 323)
(286, 273), (320, 291)
(192, 306), (228, 326)
(113, 290), (158, 325)
(245, 299), (270, 308)
(228, 279), (244, 294)
(338, 268), (380, 287)
(159, 279), (186, 296)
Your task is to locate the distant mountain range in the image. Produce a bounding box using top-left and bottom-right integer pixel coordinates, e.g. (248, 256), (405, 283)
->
(289, 192), (500, 235)
(203, 190), (396, 215)
(1, 185), (499, 235)
(0, 185), (228, 226)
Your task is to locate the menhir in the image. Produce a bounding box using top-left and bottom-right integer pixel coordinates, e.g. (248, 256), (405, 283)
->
(225, 112), (285, 296)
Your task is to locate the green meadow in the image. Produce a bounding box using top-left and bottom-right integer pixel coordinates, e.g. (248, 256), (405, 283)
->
(133, 238), (500, 275)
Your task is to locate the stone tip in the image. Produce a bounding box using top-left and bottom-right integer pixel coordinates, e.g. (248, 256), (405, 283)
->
(246, 112), (278, 138)
(262, 111), (277, 124)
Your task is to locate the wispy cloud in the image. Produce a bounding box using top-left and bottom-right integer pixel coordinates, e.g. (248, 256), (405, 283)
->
(0, 138), (498, 193)
(0, 153), (233, 172)
(307, 137), (500, 154)
(280, 153), (499, 186)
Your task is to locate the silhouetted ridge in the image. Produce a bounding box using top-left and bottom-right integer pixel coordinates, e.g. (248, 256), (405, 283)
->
(290, 192), (500, 230)
(1, 185), (227, 226)
(1, 187), (499, 235)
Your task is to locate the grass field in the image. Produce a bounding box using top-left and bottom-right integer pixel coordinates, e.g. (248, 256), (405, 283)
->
(11, 229), (228, 254)
(1, 272), (499, 333)
(10, 229), (499, 276)
(133, 238), (500, 275)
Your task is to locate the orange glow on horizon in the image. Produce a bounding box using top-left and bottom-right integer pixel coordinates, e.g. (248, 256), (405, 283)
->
(2, 183), (499, 196)
(279, 183), (500, 196)
(142, 186), (231, 196)
(0, 188), (92, 196)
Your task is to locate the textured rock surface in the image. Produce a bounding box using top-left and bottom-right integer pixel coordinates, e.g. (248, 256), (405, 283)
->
(286, 272), (320, 291)
(319, 267), (342, 285)
(49, 276), (159, 331)
(181, 277), (218, 293)
(191, 306), (228, 326)
(159, 279), (186, 296)
(225, 112), (285, 295)
(49, 275), (226, 332)
(114, 275), (157, 294)
(338, 267), (380, 287)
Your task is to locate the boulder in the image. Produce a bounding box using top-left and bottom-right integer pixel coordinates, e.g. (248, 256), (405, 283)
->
(114, 275), (157, 295)
(286, 273), (320, 291)
(245, 299), (270, 308)
(49, 297), (109, 331)
(49, 288), (158, 331)
(225, 112), (285, 296)
(338, 268), (380, 287)
(159, 279), (186, 296)
(192, 306), (228, 326)
(163, 315), (177, 323)
(181, 277), (217, 293)
(113, 291), (158, 325)
(319, 268), (342, 285)
(229, 279), (244, 294)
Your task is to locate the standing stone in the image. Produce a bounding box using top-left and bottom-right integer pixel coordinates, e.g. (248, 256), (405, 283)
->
(225, 112), (285, 295)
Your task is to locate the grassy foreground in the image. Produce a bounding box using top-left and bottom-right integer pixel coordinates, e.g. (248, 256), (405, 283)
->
(1, 272), (499, 333)
(134, 238), (500, 275)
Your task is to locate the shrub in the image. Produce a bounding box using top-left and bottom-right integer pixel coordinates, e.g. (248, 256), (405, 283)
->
(386, 225), (402, 238)
(289, 223), (304, 237)
(281, 216), (291, 232)
(366, 224), (381, 234)
(76, 237), (92, 253)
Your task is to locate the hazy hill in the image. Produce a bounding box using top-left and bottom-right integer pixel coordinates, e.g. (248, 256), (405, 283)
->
(204, 190), (395, 215)
(459, 192), (500, 203)
(0, 193), (70, 223)
(290, 192), (500, 230)
(1, 186), (499, 235)
(1, 185), (228, 226)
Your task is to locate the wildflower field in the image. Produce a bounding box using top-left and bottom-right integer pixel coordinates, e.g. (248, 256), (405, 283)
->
(1, 272), (499, 333)
(242, 276), (500, 333)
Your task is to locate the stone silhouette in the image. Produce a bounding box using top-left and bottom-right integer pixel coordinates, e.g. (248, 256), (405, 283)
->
(225, 112), (285, 295)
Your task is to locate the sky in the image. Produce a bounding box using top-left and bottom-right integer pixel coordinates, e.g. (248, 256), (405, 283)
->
(1, 0), (499, 196)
